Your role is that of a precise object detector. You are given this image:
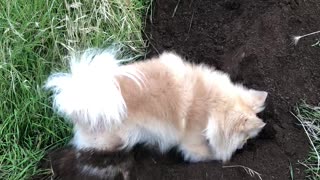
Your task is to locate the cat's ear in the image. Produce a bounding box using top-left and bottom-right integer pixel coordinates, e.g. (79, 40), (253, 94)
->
(247, 90), (268, 113)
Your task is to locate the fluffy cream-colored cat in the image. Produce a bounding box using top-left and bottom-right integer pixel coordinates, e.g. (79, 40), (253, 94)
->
(45, 48), (267, 163)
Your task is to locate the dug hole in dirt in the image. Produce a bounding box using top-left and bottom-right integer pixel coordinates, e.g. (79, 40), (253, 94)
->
(36, 0), (320, 180)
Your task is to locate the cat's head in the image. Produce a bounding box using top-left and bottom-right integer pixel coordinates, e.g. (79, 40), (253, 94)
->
(205, 86), (267, 163)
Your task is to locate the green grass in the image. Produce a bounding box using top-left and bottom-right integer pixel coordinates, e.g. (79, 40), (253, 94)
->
(0, 0), (152, 179)
(293, 103), (320, 180)
(311, 39), (320, 48)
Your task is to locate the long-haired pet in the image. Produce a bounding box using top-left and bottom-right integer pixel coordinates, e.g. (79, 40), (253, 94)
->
(45, 48), (268, 163)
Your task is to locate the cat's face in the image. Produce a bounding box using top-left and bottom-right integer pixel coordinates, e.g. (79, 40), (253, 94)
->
(207, 89), (268, 162)
(231, 89), (267, 148)
(223, 107), (266, 159)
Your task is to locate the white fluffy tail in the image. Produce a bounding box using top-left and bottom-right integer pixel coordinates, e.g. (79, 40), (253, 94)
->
(45, 48), (143, 130)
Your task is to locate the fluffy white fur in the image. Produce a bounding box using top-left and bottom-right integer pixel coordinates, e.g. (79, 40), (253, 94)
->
(45, 49), (267, 163)
(45, 48), (143, 130)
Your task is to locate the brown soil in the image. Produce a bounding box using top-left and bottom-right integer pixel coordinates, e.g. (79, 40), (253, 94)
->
(36, 0), (320, 180)
(143, 0), (320, 179)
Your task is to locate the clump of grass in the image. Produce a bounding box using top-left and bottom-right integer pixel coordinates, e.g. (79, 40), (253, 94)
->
(0, 0), (152, 179)
(62, 0), (151, 57)
(293, 102), (320, 180)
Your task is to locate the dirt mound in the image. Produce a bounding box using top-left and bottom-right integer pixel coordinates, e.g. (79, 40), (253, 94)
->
(142, 0), (320, 179)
